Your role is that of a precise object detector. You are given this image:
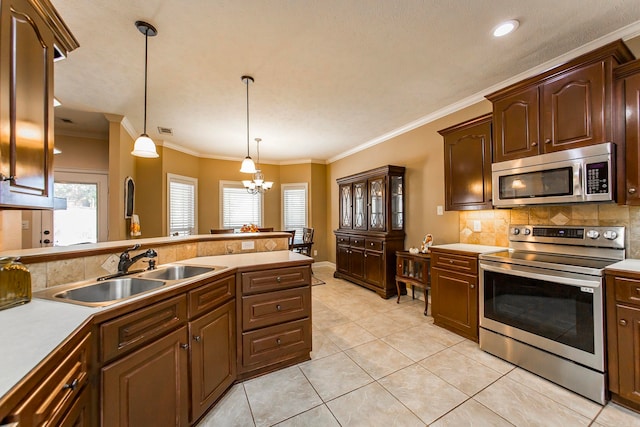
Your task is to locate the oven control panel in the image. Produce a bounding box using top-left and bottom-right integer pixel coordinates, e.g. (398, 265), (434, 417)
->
(509, 225), (625, 249)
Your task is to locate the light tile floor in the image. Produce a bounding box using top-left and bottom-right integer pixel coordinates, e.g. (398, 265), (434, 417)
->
(198, 265), (640, 426)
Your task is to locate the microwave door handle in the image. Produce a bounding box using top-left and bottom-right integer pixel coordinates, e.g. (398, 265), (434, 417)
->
(574, 163), (583, 197)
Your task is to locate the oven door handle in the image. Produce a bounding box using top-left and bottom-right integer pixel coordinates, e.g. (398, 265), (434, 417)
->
(480, 263), (600, 289)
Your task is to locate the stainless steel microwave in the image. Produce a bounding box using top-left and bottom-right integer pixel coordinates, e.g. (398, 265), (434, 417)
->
(492, 142), (615, 207)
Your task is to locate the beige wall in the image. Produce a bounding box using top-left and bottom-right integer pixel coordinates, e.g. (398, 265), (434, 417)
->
(325, 100), (492, 262)
(107, 117), (136, 241)
(54, 134), (109, 171)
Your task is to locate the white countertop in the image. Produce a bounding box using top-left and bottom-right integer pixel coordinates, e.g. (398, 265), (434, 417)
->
(430, 243), (507, 254)
(606, 259), (640, 273)
(0, 250), (311, 401)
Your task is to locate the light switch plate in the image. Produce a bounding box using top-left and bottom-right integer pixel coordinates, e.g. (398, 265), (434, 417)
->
(241, 241), (255, 250)
(473, 220), (482, 232)
(436, 205), (444, 215)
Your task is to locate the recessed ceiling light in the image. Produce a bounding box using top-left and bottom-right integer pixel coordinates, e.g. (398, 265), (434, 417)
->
(493, 19), (519, 37)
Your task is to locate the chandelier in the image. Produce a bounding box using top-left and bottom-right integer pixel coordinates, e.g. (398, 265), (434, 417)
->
(243, 138), (273, 194)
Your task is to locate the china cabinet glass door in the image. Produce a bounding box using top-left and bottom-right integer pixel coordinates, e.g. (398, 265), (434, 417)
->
(353, 181), (367, 230)
(390, 176), (403, 230)
(368, 177), (385, 230)
(339, 184), (352, 228)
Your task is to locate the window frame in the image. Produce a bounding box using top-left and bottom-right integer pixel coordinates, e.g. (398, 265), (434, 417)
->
(167, 173), (198, 236)
(219, 180), (264, 229)
(281, 182), (308, 237)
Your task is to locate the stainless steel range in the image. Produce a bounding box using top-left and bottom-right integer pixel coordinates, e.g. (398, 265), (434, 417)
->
(479, 224), (625, 404)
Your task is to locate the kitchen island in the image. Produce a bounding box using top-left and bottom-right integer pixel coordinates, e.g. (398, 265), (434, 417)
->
(0, 250), (312, 426)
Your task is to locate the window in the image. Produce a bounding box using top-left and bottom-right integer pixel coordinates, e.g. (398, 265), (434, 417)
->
(167, 173), (198, 236)
(282, 183), (308, 238)
(220, 181), (263, 229)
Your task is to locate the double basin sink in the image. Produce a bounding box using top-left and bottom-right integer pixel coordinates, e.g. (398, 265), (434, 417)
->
(36, 265), (225, 307)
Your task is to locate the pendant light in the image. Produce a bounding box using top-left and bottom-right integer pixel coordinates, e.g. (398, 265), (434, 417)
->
(243, 138), (274, 194)
(240, 75), (257, 173)
(131, 21), (159, 158)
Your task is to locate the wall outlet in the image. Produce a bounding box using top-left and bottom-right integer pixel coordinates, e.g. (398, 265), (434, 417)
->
(436, 205), (444, 215)
(313, 250), (317, 256)
(473, 220), (482, 232)
(241, 240), (255, 250)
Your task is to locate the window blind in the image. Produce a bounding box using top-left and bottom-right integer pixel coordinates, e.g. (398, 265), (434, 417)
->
(168, 174), (197, 236)
(221, 182), (262, 228)
(282, 184), (307, 238)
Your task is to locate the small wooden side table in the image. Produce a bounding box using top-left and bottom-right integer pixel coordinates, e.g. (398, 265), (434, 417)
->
(395, 251), (431, 316)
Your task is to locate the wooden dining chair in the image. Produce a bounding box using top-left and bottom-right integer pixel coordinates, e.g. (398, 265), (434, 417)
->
(210, 228), (234, 234)
(257, 227), (274, 232)
(284, 230), (296, 250)
(293, 227), (314, 256)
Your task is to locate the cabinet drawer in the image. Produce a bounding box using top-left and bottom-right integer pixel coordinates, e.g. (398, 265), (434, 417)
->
(8, 333), (91, 426)
(242, 318), (311, 368)
(431, 252), (477, 274)
(243, 287), (311, 331)
(614, 277), (640, 306)
(350, 237), (365, 248)
(242, 266), (310, 294)
(189, 275), (235, 319)
(365, 239), (383, 251)
(101, 295), (187, 363)
(336, 235), (350, 245)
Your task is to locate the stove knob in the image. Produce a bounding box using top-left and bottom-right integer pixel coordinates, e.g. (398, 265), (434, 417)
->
(586, 230), (600, 239)
(603, 230), (618, 240)
(511, 228), (520, 235)
(522, 228), (531, 235)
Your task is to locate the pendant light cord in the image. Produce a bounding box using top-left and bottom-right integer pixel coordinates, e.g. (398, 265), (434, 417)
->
(143, 28), (149, 135)
(246, 78), (250, 157)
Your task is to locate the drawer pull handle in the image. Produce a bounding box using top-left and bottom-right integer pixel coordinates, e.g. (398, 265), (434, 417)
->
(531, 141), (537, 147)
(276, 304), (282, 311)
(370, 242), (374, 246)
(449, 260), (454, 264)
(63, 378), (79, 391)
(620, 319), (628, 326)
(545, 138), (551, 144)
(276, 276), (282, 283)
(276, 338), (282, 345)
(180, 343), (189, 350)
(193, 335), (201, 342)
(629, 187), (637, 194)
(470, 284), (475, 289)
(635, 287), (640, 294)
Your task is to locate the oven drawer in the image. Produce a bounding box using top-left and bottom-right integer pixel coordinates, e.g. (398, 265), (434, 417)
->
(614, 276), (640, 306)
(431, 251), (477, 274)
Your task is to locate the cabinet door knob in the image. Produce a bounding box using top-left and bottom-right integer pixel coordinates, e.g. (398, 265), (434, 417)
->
(531, 141), (537, 147)
(0, 173), (16, 182)
(364, 254), (367, 258)
(545, 139), (551, 144)
(449, 260), (454, 264)
(193, 335), (201, 342)
(629, 187), (637, 194)
(276, 276), (282, 283)
(63, 378), (79, 391)
(620, 319), (628, 326)
(180, 343), (189, 349)
(276, 338), (282, 345)
(276, 304), (282, 311)
(470, 284), (475, 289)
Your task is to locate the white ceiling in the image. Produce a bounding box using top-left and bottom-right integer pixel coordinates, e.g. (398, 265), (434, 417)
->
(51, 0), (640, 164)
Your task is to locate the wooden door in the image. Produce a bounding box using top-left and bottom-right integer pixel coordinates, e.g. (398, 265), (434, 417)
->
(352, 181), (367, 230)
(338, 183), (352, 229)
(190, 300), (236, 422)
(367, 177), (386, 231)
(442, 114), (493, 211)
(102, 326), (190, 427)
(349, 247), (365, 280)
(364, 250), (383, 288)
(431, 268), (478, 341)
(0, 0), (55, 208)
(492, 86), (540, 162)
(616, 304), (640, 402)
(541, 60), (607, 153)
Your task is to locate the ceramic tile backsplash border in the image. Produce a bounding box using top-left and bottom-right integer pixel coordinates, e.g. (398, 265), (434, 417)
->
(459, 204), (640, 259)
(25, 237), (288, 290)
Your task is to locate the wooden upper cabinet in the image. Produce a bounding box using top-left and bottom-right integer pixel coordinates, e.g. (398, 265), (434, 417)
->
(492, 86), (539, 162)
(542, 61), (606, 152)
(439, 114), (493, 211)
(488, 40), (633, 163)
(0, 0), (78, 209)
(615, 59), (640, 205)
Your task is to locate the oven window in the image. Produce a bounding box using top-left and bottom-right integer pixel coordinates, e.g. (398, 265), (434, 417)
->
(483, 270), (594, 353)
(498, 167), (573, 199)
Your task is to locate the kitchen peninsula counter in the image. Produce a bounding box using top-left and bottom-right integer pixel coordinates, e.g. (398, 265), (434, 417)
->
(0, 250), (311, 404)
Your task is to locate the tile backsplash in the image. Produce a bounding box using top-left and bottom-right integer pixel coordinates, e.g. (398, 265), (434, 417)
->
(459, 204), (640, 259)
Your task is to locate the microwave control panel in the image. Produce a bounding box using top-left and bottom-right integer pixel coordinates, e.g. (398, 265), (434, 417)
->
(585, 161), (609, 194)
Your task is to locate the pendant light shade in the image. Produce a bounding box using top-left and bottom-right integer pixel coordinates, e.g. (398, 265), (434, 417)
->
(131, 21), (159, 158)
(240, 75), (257, 173)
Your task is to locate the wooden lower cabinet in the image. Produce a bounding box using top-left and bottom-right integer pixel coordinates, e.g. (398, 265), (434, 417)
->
(189, 300), (236, 422)
(101, 326), (190, 426)
(430, 249), (479, 342)
(606, 270), (640, 410)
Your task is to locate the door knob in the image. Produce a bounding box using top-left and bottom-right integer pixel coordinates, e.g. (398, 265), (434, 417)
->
(620, 319), (628, 326)
(193, 335), (201, 342)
